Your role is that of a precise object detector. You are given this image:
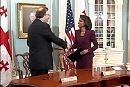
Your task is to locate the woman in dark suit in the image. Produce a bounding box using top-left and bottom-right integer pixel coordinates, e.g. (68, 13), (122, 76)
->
(69, 15), (98, 69)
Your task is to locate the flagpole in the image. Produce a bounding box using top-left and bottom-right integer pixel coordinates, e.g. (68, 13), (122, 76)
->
(7, 0), (16, 77)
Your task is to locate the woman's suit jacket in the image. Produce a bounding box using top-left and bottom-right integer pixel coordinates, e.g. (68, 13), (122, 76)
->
(27, 19), (67, 70)
(71, 30), (98, 69)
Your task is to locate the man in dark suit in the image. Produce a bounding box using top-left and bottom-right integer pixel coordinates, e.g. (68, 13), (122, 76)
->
(27, 7), (67, 76)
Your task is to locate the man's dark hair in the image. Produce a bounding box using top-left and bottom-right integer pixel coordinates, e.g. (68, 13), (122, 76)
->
(80, 15), (92, 30)
(35, 7), (48, 18)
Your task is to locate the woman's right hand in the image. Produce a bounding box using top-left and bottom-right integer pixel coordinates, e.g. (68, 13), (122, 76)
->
(80, 49), (88, 55)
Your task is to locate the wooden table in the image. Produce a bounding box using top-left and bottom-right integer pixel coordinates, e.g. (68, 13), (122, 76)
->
(10, 66), (130, 87)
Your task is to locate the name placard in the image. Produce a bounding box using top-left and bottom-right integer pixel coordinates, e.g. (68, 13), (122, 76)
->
(102, 70), (115, 76)
(60, 76), (77, 83)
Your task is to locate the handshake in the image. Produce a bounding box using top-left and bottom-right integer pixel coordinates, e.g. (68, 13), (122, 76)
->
(65, 44), (88, 55)
(64, 44), (72, 52)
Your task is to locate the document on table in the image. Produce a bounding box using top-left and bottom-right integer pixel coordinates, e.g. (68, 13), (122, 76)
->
(112, 66), (122, 70)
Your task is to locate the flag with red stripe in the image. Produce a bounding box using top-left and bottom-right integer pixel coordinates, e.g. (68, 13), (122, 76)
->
(65, 0), (75, 52)
(0, 0), (12, 86)
(80, 0), (86, 15)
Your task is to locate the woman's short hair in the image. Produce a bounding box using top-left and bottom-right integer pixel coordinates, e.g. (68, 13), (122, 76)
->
(80, 15), (92, 30)
(35, 7), (48, 18)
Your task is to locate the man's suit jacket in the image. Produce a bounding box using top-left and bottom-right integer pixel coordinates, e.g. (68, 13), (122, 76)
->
(27, 19), (67, 70)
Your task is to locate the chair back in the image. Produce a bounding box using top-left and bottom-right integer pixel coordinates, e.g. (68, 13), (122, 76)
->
(15, 52), (31, 78)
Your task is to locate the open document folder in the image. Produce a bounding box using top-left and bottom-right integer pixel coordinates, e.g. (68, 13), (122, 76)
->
(67, 48), (83, 62)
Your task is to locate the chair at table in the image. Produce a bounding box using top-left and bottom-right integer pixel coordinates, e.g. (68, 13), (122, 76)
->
(15, 52), (31, 79)
(15, 52), (57, 78)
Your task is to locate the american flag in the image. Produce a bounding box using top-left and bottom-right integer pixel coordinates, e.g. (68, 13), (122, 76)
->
(65, 0), (75, 52)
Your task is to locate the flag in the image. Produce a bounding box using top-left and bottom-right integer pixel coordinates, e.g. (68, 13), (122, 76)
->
(74, 0), (86, 29)
(80, 0), (86, 15)
(0, 0), (12, 86)
(65, 0), (75, 51)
